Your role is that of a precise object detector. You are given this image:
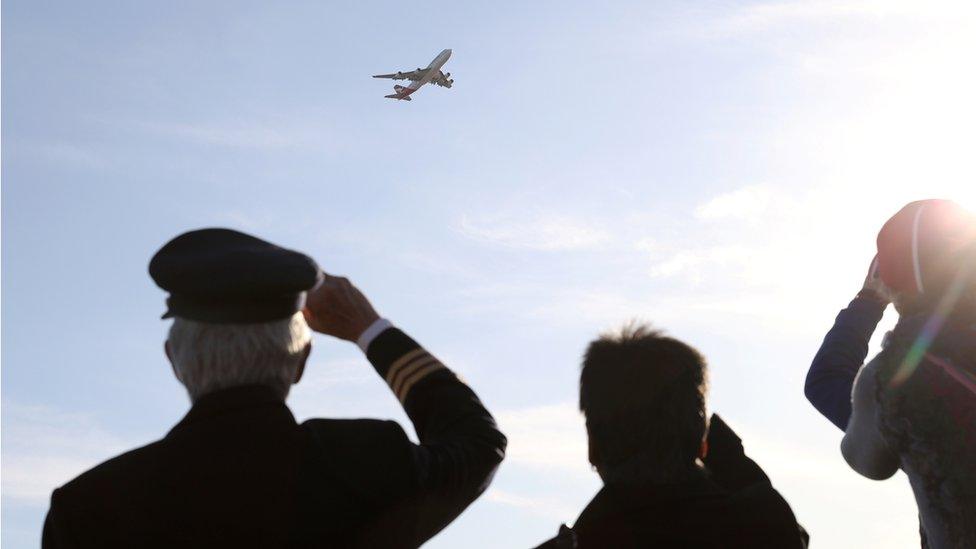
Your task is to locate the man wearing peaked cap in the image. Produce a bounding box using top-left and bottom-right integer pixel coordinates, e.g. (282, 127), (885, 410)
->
(42, 228), (507, 548)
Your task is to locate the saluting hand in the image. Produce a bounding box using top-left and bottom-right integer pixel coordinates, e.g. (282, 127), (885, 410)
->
(303, 272), (380, 342)
(861, 255), (893, 305)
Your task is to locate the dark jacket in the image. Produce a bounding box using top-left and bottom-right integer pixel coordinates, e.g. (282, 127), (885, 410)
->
(534, 416), (808, 549)
(42, 328), (506, 548)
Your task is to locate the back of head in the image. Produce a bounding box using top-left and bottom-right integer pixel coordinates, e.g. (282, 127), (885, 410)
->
(168, 312), (311, 401)
(876, 199), (976, 318)
(150, 228), (322, 402)
(580, 323), (708, 484)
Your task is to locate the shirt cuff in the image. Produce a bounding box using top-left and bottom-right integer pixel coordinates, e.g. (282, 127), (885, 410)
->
(357, 318), (393, 353)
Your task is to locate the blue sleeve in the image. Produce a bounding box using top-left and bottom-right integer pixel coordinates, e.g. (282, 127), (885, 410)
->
(804, 294), (886, 430)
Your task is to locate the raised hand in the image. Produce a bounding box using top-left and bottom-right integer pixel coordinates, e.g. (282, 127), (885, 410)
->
(303, 273), (380, 342)
(861, 255), (892, 304)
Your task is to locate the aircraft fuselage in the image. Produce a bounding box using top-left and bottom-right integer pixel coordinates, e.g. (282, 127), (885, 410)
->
(389, 49), (452, 100)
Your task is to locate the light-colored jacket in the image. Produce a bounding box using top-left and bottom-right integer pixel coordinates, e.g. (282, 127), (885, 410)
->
(842, 358), (951, 549)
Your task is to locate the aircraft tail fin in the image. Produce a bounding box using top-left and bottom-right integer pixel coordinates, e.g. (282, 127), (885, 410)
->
(386, 85), (413, 101)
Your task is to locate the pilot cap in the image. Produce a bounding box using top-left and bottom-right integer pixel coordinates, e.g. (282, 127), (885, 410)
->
(876, 199), (976, 296)
(149, 228), (322, 323)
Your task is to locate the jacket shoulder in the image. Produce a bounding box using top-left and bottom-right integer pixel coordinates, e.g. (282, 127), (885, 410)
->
(300, 418), (416, 498)
(62, 438), (166, 488)
(49, 437), (168, 517)
(301, 417), (407, 439)
(722, 482), (806, 548)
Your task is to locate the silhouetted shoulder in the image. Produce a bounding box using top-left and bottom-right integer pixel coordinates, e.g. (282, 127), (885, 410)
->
(301, 418), (416, 500)
(54, 438), (168, 504)
(45, 437), (175, 548)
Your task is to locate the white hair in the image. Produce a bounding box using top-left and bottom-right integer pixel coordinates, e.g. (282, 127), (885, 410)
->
(167, 312), (312, 402)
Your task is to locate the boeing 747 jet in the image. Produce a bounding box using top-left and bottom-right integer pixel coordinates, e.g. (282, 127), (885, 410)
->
(373, 49), (453, 101)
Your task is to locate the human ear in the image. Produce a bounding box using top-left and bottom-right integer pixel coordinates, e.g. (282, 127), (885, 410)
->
(588, 437), (600, 471)
(293, 342), (312, 384)
(165, 340), (181, 382)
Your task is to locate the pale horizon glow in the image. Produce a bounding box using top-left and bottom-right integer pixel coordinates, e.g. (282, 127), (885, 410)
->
(3, 1), (976, 548)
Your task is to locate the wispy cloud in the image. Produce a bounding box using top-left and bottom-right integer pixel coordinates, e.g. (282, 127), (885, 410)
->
(210, 210), (279, 232)
(484, 488), (580, 521)
(139, 120), (315, 150)
(695, 185), (773, 222)
(486, 403), (597, 522)
(295, 357), (377, 392)
(456, 214), (609, 252)
(1, 402), (144, 505)
(728, 420), (920, 547)
(495, 403), (590, 475)
(648, 245), (752, 280)
(3, 140), (110, 171)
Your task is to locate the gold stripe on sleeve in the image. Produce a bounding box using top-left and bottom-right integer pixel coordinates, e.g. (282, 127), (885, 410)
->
(391, 356), (439, 397)
(384, 348), (428, 387)
(397, 361), (446, 404)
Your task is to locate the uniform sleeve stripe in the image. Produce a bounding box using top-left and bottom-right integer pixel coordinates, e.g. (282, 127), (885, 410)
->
(397, 362), (446, 404)
(384, 348), (428, 386)
(391, 356), (439, 397)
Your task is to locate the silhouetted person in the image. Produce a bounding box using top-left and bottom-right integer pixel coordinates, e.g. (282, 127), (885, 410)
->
(806, 200), (976, 548)
(42, 228), (506, 548)
(535, 324), (807, 549)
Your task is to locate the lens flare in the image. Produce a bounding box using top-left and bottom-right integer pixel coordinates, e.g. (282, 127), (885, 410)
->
(891, 260), (976, 388)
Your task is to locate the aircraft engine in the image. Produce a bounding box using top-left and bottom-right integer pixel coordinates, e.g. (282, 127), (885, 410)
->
(444, 72), (451, 78)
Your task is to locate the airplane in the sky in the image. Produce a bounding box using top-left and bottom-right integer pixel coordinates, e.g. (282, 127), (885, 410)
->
(373, 49), (453, 101)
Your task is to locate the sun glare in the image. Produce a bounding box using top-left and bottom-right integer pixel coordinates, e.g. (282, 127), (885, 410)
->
(945, 183), (976, 213)
(828, 6), (976, 216)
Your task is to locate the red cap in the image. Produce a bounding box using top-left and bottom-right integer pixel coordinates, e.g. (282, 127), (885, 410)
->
(876, 200), (976, 296)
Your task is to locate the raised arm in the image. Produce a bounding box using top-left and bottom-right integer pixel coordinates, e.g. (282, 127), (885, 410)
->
(702, 414), (769, 490)
(363, 324), (505, 540)
(703, 415), (810, 548)
(805, 258), (889, 430)
(303, 274), (506, 545)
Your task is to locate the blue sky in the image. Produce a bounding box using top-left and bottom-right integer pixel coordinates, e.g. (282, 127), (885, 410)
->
(3, 1), (976, 547)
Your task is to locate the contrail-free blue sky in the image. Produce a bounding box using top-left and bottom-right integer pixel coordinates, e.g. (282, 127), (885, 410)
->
(3, 1), (975, 547)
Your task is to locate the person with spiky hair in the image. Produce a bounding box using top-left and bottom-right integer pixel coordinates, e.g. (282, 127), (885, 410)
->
(806, 200), (976, 548)
(535, 324), (807, 548)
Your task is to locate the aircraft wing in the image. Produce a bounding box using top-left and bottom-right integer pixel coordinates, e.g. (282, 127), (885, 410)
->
(432, 70), (454, 88)
(372, 69), (426, 81)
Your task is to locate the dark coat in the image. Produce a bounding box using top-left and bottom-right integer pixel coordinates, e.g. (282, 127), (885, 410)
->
(42, 328), (506, 548)
(534, 416), (808, 549)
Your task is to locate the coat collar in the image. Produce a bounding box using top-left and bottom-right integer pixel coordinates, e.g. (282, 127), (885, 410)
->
(167, 384), (296, 438)
(575, 473), (725, 529)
